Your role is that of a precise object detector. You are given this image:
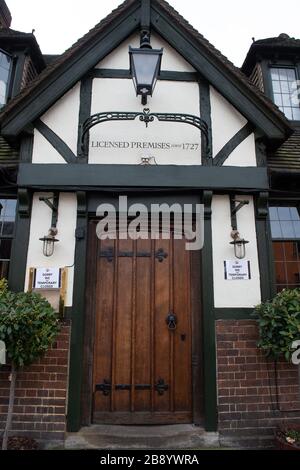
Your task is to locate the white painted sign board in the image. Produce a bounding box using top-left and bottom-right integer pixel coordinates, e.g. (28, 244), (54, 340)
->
(224, 260), (251, 281)
(0, 340), (6, 364)
(34, 267), (61, 289)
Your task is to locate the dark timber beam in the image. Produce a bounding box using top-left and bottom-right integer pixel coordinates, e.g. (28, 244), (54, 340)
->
(67, 191), (88, 431)
(201, 190), (218, 431)
(213, 123), (254, 167)
(91, 68), (198, 81)
(77, 75), (93, 161)
(35, 119), (77, 164)
(255, 192), (276, 301)
(199, 78), (212, 166)
(18, 164), (269, 191)
(141, 0), (151, 30)
(8, 189), (32, 292)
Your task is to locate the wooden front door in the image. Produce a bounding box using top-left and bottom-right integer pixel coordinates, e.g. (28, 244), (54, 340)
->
(90, 225), (201, 424)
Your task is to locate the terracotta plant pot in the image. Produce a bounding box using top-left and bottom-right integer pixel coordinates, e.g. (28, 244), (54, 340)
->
(275, 424), (300, 450)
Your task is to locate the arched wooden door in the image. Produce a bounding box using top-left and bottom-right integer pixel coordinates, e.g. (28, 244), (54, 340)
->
(86, 221), (203, 425)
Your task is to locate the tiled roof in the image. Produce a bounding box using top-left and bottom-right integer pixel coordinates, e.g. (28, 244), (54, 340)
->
(0, 136), (19, 162)
(268, 128), (300, 170)
(0, 0), (291, 134)
(0, 0), (136, 121)
(242, 34), (300, 75)
(0, 27), (45, 70)
(0, 27), (34, 38)
(253, 33), (300, 48)
(0, 0), (12, 28)
(43, 54), (61, 66)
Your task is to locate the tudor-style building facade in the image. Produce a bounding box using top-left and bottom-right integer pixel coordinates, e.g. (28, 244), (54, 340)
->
(0, 0), (299, 447)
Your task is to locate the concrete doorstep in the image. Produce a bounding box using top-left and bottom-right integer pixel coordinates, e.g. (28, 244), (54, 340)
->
(64, 425), (220, 450)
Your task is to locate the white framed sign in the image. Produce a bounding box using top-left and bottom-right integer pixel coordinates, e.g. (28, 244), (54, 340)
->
(224, 260), (251, 281)
(34, 267), (61, 289)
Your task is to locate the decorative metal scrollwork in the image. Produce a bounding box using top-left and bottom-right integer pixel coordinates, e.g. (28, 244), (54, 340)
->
(80, 108), (210, 157)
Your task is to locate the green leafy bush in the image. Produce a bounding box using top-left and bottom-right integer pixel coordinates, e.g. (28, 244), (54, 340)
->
(254, 288), (300, 361)
(0, 288), (59, 368)
(0, 278), (8, 293)
(0, 280), (60, 449)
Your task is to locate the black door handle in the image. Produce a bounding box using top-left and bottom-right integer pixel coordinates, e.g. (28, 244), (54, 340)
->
(166, 312), (177, 330)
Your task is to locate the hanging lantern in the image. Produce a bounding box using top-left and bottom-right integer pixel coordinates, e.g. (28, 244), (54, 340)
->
(39, 227), (59, 257)
(129, 46), (163, 105)
(230, 230), (249, 259)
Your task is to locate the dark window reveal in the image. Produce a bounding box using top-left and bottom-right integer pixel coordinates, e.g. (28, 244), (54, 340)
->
(269, 206), (300, 292)
(0, 198), (17, 278)
(270, 67), (300, 120)
(0, 50), (12, 107)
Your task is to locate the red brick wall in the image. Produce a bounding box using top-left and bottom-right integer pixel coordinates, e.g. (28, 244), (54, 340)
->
(0, 323), (70, 445)
(216, 320), (300, 444)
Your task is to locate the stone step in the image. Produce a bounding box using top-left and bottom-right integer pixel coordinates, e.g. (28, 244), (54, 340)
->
(65, 425), (220, 450)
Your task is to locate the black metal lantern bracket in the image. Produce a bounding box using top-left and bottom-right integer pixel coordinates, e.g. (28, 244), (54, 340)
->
(230, 196), (249, 232)
(39, 193), (59, 228)
(39, 193), (60, 257)
(80, 108), (210, 157)
(229, 196), (250, 259)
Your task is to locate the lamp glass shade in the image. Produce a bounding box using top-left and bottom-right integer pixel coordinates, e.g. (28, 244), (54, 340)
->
(129, 47), (163, 98)
(39, 235), (59, 257)
(230, 238), (249, 259)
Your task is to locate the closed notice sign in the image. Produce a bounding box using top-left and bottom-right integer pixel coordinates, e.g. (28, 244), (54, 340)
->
(34, 267), (61, 289)
(224, 260), (251, 281)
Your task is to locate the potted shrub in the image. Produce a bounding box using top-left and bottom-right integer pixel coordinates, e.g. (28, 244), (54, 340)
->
(0, 279), (59, 450)
(275, 423), (300, 450)
(254, 288), (300, 450)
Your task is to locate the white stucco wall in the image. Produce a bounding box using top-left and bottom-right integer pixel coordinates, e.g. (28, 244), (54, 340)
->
(89, 78), (201, 164)
(211, 195), (261, 308)
(210, 86), (257, 166)
(32, 84), (80, 164)
(25, 192), (77, 307)
(224, 134), (256, 167)
(97, 32), (195, 72)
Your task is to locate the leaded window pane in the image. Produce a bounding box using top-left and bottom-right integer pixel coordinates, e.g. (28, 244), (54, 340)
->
(271, 207), (300, 292)
(0, 199), (17, 278)
(270, 67), (300, 121)
(0, 50), (12, 107)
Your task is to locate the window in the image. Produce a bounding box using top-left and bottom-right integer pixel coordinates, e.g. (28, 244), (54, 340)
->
(270, 67), (300, 120)
(0, 50), (12, 107)
(269, 206), (300, 292)
(0, 198), (17, 279)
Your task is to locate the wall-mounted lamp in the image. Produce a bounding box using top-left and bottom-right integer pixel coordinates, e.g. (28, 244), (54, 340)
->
(230, 230), (249, 260)
(39, 227), (59, 257)
(230, 197), (250, 259)
(129, 27), (163, 105)
(39, 194), (59, 257)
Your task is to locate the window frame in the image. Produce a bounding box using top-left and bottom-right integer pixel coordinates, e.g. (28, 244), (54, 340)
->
(267, 61), (300, 124)
(0, 196), (17, 278)
(0, 48), (13, 107)
(269, 202), (300, 292)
